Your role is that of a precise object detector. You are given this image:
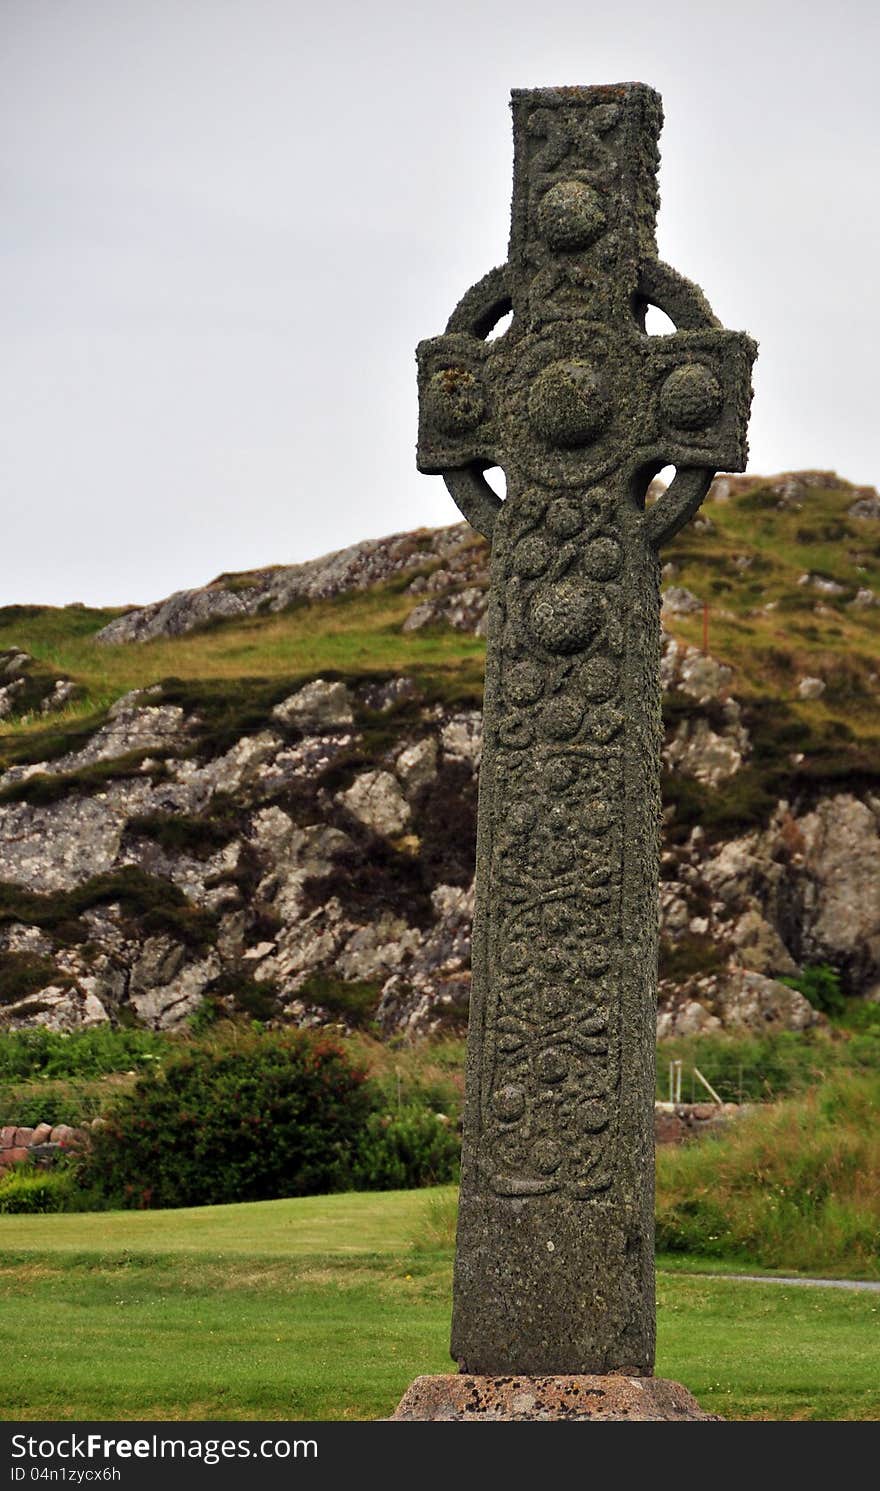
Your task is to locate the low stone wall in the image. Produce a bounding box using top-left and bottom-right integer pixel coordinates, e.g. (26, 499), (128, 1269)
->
(0, 1122), (92, 1169)
(654, 1101), (748, 1145)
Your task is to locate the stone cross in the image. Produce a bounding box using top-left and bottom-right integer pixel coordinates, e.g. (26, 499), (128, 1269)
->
(416, 84), (756, 1377)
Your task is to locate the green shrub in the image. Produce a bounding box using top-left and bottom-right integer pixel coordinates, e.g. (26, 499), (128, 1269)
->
(0, 1167), (75, 1214)
(780, 964), (845, 1017)
(79, 1029), (376, 1208)
(352, 1107), (460, 1190)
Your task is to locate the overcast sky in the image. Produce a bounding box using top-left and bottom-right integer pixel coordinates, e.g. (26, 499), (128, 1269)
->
(2, 0), (878, 607)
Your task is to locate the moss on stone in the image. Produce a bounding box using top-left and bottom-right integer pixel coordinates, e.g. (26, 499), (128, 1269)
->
(0, 953), (69, 1007)
(302, 824), (433, 930)
(126, 795), (240, 859)
(296, 974), (383, 1029)
(0, 751), (168, 807)
(658, 934), (727, 982)
(0, 868), (217, 952)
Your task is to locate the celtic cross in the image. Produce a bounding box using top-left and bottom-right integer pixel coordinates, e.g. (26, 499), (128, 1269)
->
(416, 84), (756, 1376)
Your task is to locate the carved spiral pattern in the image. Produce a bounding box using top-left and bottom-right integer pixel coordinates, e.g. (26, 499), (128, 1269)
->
(481, 481), (625, 1198)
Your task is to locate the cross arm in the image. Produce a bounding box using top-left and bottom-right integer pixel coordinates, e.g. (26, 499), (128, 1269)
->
(416, 332), (499, 476)
(639, 325), (757, 547)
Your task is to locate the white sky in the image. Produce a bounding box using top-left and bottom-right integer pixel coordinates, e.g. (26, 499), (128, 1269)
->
(2, 0), (878, 606)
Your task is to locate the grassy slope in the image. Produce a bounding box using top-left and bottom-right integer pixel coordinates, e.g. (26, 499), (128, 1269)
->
(0, 474), (877, 775)
(2, 1189), (878, 1421)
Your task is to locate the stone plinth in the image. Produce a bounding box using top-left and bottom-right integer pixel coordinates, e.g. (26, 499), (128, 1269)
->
(391, 1374), (721, 1422)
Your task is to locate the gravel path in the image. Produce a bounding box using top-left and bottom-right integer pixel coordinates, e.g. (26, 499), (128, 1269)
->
(683, 1272), (880, 1293)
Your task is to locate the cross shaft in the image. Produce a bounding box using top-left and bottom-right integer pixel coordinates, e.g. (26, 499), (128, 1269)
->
(417, 84), (755, 1376)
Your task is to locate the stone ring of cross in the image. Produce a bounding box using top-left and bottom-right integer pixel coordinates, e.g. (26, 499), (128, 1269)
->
(432, 257), (735, 548)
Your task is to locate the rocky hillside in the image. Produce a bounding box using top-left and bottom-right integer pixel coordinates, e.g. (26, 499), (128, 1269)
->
(0, 471), (878, 1040)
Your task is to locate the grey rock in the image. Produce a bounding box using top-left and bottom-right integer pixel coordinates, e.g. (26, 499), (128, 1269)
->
(174, 729), (283, 798)
(0, 678), (26, 719)
(656, 998), (722, 1039)
(440, 712), (482, 768)
(797, 675), (826, 699)
(664, 710), (748, 785)
(396, 737), (439, 797)
(241, 940), (275, 962)
(849, 493), (880, 519)
(662, 586), (703, 615)
(376, 882), (474, 1038)
(338, 769), (410, 837)
(96, 587), (252, 645)
(272, 678), (354, 732)
(403, 586), (488, 636)
(797, 794), (880, 989)
(4, 986), (110, 1032)
(661, 637), (734, 702)
(0, 698), (191, 796)
(659, 886), (691, 935)
(0, 923), (53, 957)
(0, 649), (31, 680)
(729, 909), (798, 977)
(0, 781), (156, 893)
(254, 821), (353, 927)
(402, 601), (438, 633)
(128, 948), (221, 1028)
(336, 915), (420, 982)
(261, 903), (349, 995)
(94, 524), (479, 645)
(357, 675), (419, 712)
(129, 936), (187, 994)
(715, 970), (818, 1031)
(41, 680), (77, 713)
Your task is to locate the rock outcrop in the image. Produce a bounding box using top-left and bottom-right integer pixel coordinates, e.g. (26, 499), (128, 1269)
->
(0, 645), (877, 1040)
(95, 524), (489, 644)
(2, 478), (879, 1041)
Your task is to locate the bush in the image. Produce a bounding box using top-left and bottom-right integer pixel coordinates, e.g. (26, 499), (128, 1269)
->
(79, 1029), (377, 1209)
(780, 964), (845, 1017)
(352, 1107), (460, 1190)
(0, 1167), (76, 1214)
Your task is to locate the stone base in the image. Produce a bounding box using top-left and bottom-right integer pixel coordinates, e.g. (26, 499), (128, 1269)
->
(391, 1375), (722, 1421)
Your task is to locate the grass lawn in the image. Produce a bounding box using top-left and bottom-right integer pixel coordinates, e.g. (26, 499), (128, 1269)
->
(3, 1189), (878, 1422)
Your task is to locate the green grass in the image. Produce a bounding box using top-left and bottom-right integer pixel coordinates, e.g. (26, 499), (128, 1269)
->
(0, 581), (486, 767)
(653, 1024), (880, 1104)
(1, 1189), (877, 1420)
(0, 1188), (432, 1256)
(656, 1072), (880, 1277)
